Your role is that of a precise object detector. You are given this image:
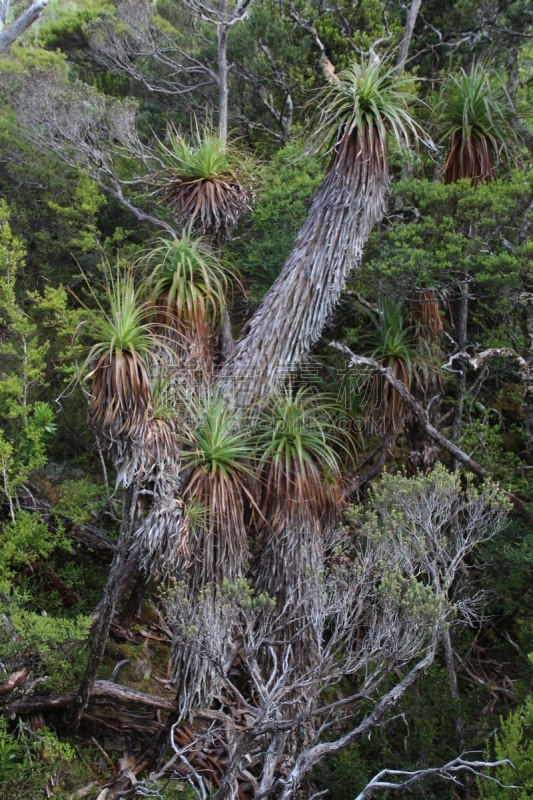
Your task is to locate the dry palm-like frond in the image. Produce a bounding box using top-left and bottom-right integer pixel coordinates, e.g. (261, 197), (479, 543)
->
(435, 63), (518, 185)
(362, 300), (431, 433)
(135, 492), (189, 576)
(254, 387), (344, 672)
(84, 273), (156, 450)
(257, 386), (343, 536)
(222, 56), (427, 404)
(176, 389), (257, 595)
(409, 288), (443, 344)
(147, 229), (231, 383)
(155, 128), (254, 235)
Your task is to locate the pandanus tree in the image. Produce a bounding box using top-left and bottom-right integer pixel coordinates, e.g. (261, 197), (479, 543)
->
(71, 273), (165, 728)
(155, 127), (254, 236)
(85, 273), (154, 455)
(254, 386), (344, 668)
(222, 56), (425, 404)
(436, 63), (518, 186)
(147, 229), (230, 384)
(435, 64), (518, 462)
(178, 388), (257, 595)
(171, 389), (257, 717)
(362, 300), (432, 436)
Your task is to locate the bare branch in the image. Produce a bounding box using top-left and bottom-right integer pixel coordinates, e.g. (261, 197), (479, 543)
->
(277, 635), (440, 800)
(0, 0), (48, 54)
(331, 342), (489, 480)
(441, 347), (528, 376)
(354, 754), (518, 800)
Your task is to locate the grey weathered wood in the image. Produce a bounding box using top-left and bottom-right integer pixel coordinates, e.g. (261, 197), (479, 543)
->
(396, 0), (423, 73)
(0, 0), (48, 53)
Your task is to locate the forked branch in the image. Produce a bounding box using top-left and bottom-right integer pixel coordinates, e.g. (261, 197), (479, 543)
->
(354, 754), (517, 800)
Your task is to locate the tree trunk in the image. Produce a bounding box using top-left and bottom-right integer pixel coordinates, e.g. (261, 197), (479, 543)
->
(0, 0), (48, 53)
(519, 291), (533, 462)
(217, 2), (229, 145)
(442, 628), (464, 749)
(451, 279), (470, 470)
(396, 0), (423, 73)
(222, 130), (389, 404)
(66, 482), (139, 731)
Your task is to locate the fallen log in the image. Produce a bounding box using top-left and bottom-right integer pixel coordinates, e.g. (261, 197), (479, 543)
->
(9, 680), (176, 715)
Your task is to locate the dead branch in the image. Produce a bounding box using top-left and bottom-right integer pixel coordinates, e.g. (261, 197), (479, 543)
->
(0, 668), (30, 696)
(442, 347), (528, 376)
(9, 679), (176, 715)
(20, 488), (116, 557)
(353, 754), (517, 799)
(69, 482), (140, 730)
(30, 562), (80, 607)
(0, 0), (48, 54)
(332, 342), (489, 480)
(276, 634), (440, 800)
(345, 290), (380, 316)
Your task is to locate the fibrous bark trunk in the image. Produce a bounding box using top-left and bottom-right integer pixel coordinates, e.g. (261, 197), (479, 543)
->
(67, 482), (139, 731)
(222, 130), (388, 404)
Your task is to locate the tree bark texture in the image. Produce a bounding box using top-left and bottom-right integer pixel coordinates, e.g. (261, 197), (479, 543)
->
(396, 0), (423, 73)
(442, 628), (464, 749)
(222, 130), (389, 403)
(10, 679), (176, 715)
(451, 279), (470, 470)
(217, 7), (229, 145)
(519, 291), (533, 461)
(0, 0), (48, 53)
(67, 482), (139, 731)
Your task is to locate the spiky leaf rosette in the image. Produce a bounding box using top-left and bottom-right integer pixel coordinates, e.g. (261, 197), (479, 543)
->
(436, 64), (518, 185)
(176, 389), (256, 595)
(84, 274), (156, 450)
(257, 386), (343, 533)
(361, 300), (432, 432)
(222, 56), (426, 404)
(315, 56), (424, 162)
(147, 229), (231, 382)
(254, 387), (344, 671)
(156, 128), (253, 235)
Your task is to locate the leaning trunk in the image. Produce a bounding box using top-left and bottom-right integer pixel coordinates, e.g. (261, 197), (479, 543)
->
(221, 128), (389, 404)
(67, 481), (139, 730)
